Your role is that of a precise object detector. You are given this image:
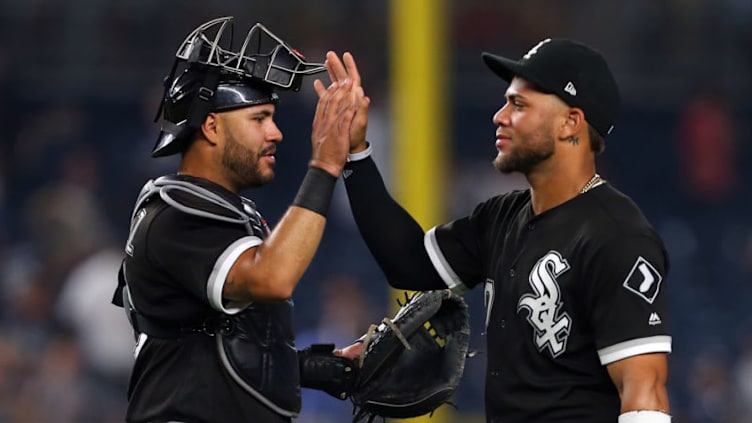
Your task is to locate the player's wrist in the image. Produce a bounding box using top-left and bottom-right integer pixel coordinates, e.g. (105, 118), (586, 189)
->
(308, 159), (344, 178)
(347, 142), (372, 162)
(618, 410), (671, 422)
(292, 167), (337, 216)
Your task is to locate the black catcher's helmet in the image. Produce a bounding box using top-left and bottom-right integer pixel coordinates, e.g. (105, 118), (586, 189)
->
(152, 17), (325, 158)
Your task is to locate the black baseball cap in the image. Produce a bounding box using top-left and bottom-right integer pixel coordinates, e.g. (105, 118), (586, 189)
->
(482, 38), (621, 137)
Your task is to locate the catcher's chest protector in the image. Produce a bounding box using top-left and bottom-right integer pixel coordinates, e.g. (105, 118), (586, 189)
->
(117, 176), (302, 417)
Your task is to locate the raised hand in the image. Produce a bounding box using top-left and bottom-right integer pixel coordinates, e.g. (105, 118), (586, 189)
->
(314, 51), (370, 154)
(309, 78), (357, 177)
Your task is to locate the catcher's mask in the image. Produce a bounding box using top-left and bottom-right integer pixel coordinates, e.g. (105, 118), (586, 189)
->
(152, 16), (326, 158)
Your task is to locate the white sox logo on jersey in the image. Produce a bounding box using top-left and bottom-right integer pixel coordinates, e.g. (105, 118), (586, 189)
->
(517, 251), (572, 358)
(622, 256), (662, 303)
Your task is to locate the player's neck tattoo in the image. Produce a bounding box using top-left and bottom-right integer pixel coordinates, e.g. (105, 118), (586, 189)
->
(569, 135), (579, 146)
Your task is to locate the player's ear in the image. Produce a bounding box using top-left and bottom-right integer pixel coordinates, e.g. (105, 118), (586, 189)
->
(559, 107), (585, 140)
(200, 112), (219, 147)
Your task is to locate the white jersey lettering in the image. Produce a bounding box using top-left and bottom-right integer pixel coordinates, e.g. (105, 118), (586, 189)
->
(518, 251), (572, 357)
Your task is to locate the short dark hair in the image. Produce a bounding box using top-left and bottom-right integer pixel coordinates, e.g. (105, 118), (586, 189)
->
(588, 124), (605, 155)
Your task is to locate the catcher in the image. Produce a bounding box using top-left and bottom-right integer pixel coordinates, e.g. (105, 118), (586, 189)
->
(112, 17), (362, 423)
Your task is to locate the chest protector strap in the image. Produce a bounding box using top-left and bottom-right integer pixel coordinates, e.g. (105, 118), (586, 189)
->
(132, 176), (261, 233)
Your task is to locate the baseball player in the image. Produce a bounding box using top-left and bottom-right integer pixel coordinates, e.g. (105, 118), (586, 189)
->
(326, 39), (672, 422)
(111, 17), (359, 422)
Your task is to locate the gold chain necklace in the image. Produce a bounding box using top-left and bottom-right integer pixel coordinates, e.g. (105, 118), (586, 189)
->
(579, 173), (602, 194)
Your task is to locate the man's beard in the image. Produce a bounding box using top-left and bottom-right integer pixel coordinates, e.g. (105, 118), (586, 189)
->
(222, 136), (274, 189)
(493, 133), (555, 175)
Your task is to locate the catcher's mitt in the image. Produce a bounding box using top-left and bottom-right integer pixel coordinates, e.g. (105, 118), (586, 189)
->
(351, 289), (470, 422)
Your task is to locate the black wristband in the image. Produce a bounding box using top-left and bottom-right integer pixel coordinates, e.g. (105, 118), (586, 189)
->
(292, 167), (337, 216)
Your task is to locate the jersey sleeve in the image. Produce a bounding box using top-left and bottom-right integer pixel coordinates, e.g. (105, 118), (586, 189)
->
(343, 156), (450, 291)
(586, 232), (672, 365)
(425, 201), (489, 292)
(147, 207), (262, 314)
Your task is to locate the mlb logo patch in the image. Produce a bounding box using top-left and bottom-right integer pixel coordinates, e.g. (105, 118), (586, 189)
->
(622, 256), (662, 304)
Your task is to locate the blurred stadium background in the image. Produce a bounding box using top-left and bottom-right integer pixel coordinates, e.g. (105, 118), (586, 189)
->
(1, 0), (751, 422)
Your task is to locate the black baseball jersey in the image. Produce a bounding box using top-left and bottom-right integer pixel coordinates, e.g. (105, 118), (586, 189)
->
(119, 175), (291, 423)
(425, 183), (671, 422)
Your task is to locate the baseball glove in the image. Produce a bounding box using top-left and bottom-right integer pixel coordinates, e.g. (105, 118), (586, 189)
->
(350, 289), (470, 422)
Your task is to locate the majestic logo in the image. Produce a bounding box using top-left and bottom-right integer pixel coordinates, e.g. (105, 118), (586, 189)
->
(523, 38), (552, 60)
(622, 256), (662, 304)
(518, 251), (572, 357)
(648, 312), (662, 326)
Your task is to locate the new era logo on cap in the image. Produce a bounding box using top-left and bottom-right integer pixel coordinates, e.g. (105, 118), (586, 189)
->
(564, 82), (577, 96)
(481, 38), (621, 137)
